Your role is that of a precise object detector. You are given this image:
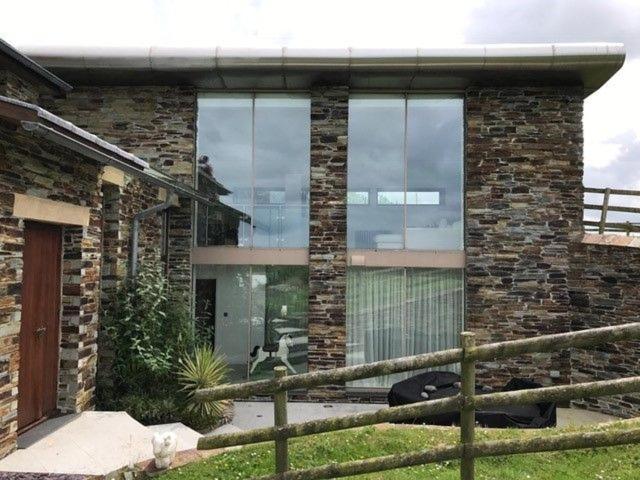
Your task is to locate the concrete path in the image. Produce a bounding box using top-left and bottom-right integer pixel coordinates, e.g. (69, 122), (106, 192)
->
(228, 401), (618, 430)
(0, 412), (201, 476)
(556, 407), (618, 427)
(229, 401), (381, 430)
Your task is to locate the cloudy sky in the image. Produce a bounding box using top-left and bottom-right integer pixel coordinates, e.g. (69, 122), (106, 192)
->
(1, 0), (639, 210)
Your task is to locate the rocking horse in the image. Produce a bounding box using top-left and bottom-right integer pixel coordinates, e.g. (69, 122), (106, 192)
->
(250, 334), (297, 374)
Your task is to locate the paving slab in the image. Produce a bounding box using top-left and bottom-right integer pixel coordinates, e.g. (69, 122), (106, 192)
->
(0, 412), (199, 476)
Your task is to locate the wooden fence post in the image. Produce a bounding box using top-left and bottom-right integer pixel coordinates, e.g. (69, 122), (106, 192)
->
(599, 187), (611, 234)
(460, 332), (476, 480)
(274, 366), (289, 475)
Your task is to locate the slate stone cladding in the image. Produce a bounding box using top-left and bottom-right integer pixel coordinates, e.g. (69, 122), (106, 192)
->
(0, 71), (39, 103)
(570, 241), (640, 417)
(465, 86), (584, 388)
(41, 86), (197, 297)
(307, 87), (349, 399)
(0, 125), (103, 458)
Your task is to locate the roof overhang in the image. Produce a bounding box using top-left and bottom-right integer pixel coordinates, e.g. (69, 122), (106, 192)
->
(20, 43), (625, 96)
(0, 39), (72, 95)
(0, 95), (214, 206)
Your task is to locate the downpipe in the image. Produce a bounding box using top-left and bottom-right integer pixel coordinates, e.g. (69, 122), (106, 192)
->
(130, 192), (179, 277)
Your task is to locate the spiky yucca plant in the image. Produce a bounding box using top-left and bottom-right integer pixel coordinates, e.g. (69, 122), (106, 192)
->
(178, 345), (231, 428)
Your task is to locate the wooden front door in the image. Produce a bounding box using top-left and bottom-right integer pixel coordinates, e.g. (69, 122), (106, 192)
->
(18, 221), (62, 431)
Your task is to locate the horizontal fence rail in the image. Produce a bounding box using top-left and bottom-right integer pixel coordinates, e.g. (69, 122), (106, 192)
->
(199, 375), (640, 450)
(197, 322), (640, 402)
(196, 322), (640, 480)
(253, 427), (640, 480)
(584, 186), (640, 234)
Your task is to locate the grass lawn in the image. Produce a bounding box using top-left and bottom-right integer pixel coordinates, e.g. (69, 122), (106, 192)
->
(160, 418), (640, 480)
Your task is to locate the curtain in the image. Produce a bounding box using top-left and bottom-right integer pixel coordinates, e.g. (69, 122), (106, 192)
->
(347, 267), (463, 389)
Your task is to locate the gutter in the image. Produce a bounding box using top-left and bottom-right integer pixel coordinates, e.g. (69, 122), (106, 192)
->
(131, 194), (178, 277)
(20, 43), (626, 94)
(20, 121), (214, 206)
(21, 43), (625, 71)
(1, 94), (147, 169)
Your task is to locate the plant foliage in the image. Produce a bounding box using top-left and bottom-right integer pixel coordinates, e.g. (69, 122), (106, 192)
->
(178, 345), (231, 430)
(97, 259), (228, 430)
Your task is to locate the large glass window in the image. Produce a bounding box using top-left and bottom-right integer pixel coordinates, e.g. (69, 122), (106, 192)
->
(197, 94), (311, 248)
(346, 267), (463, 388)
(347, 95), (463, 250)
(195, 265), (309, 382)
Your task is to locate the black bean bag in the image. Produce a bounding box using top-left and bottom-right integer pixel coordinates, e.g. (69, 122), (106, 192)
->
(388, 371), (556, 428)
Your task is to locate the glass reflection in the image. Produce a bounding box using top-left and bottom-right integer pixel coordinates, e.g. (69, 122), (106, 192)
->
(196, 94), (310, 248)
(347, 96), (405, 249)
(346, 95), (463, 251)
(406, 97), (463, 250)
(194, 265), (308, 382)
(197, 96), (252, 247)
(254, 96), (310, 248)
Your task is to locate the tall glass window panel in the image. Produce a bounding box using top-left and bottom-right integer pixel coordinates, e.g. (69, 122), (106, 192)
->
(406, 97), (463, 250)
(346, 267), (405, 388)
(253, 96), (311, 248)
(195, 265), (252, 381)
(347, 96), (405, 249)
(197, 95), (253, 246)
(248, 266), (309, 380)
(194, 265), (308, 382)
(346, 267), (463, 389)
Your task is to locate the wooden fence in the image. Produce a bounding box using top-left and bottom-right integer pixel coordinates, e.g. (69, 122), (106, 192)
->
(195, 323), (640, 480)
(584, 186), (640, 234)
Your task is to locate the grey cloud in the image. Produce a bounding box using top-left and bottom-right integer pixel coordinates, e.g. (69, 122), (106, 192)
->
(465, 0), (640, 58)
(584, 130), (640, 222)
(584, 130), (640, 189)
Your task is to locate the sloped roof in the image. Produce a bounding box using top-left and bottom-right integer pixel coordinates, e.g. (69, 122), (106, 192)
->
(0, 38), (71, 94)
(0, 95), (214, 206)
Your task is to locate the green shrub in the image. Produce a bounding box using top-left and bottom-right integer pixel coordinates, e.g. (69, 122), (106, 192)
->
(97, 258), (229, 430)
(178, 345), (231, 429)
(117, 394), (180, 425)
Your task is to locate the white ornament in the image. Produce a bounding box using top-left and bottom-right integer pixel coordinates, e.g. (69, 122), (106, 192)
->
(152, 431), (178, 470)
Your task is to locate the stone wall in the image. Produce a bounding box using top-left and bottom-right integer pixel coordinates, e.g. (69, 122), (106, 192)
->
(41, 86), (197, 297)
(465, 86), (584, 387)
(0, 70), (40, 104)
(0, 124), (103, 457)
(307, 87), (349, 398)
(570, 235), (640, 417)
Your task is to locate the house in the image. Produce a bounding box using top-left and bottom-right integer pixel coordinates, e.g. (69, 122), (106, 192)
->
(0, 39), (628, 456)
(0, 39), (215, 457)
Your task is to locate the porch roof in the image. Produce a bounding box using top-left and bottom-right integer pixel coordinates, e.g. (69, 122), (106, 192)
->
(20, 43), (625, 96)
(0, 95), (214, 206)
(0, 38), (72, 94)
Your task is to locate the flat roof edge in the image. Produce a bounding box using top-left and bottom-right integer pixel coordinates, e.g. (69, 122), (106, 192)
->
(20, 43), (625, 69)
(19, 43), (626, 95)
